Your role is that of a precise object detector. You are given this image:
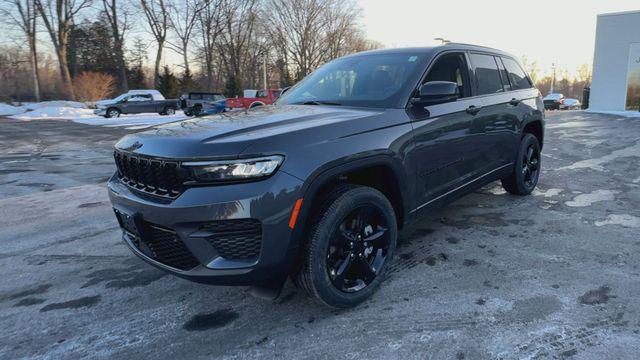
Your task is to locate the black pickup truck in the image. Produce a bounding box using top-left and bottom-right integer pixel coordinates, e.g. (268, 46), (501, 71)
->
(94, 90), (179, 118)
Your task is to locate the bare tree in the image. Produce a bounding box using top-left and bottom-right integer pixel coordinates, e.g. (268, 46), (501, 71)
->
(197, 0), (222, 90)
(1, 0), (42, 101)
(139, 0), (169, 87)
(102, 0), (132, 91)
(266, 0), (365, 81)
(35, 0), (92, 100)
(216, 0), (259, 96)
(166, 0), (203, 74)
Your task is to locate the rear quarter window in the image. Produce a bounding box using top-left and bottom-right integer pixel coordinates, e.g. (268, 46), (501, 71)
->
(501, 57), (533, 90)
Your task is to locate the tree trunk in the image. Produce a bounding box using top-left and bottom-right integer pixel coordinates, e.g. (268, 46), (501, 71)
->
(28, 34), (41, 102)
(114, 39), (128, 92)
(56, 45), (75, 100)
(182, 45), (190, 75)
(154, 41), (163, 87)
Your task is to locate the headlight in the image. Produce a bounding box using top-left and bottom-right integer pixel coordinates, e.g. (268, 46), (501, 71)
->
(183, 155), (284, 182)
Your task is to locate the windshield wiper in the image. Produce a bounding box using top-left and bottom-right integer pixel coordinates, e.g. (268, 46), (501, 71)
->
(299, 100), (342, 106)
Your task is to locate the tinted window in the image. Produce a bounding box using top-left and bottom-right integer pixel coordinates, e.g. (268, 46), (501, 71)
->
(278, 53), (426, 108)
(424, 53), (470, 98)
(496, 58), (511, 92)
(469, 53), (503, 95)
(502, 57), (532, 90)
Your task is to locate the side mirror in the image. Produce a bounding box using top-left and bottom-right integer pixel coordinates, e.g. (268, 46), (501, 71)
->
(411, 81), (459, 106)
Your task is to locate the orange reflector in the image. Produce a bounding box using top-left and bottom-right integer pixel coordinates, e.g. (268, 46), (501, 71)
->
(288, 198), (304, 229)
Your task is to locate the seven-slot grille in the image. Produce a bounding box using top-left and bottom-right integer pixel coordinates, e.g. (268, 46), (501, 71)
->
(202, 219), (263, 260)
(114, 151), (184, 198)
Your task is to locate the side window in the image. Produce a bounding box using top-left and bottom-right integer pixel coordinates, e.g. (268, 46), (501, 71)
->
(502, 57), (533, 90)
(496, 58), (512, 92)
(129, 94), (152, 102)
(469, 53), (503, 95)
(423, 53), (470, 98)
(256, 90), (267, 98)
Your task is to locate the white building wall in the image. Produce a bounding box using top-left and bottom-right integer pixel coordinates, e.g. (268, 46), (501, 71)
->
(590, 10), (640, 111)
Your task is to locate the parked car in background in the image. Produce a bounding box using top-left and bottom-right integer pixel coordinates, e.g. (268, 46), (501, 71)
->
(559, 98), (581, 110)
(95, 90), (179, 118)
(180, 92), (227, 116)
(108, 44), (544, 308)
(226, 88), (282, 109)
(543, 93), (565, 110)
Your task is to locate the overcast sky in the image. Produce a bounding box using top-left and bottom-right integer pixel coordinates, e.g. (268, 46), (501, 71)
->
(357, 0), (640, 76)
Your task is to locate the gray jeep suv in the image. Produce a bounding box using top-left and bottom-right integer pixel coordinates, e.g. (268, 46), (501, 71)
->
(108, 44), (544, 308)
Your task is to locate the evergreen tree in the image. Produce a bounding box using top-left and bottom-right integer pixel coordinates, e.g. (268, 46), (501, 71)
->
(179, 68), (199, 93)
(225, 76), (242, 97)
(157, 66), (180, 98)
(127, 38), (149, 89)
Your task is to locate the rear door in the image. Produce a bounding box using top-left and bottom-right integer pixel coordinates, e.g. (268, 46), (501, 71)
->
(468, 52), (518, 171)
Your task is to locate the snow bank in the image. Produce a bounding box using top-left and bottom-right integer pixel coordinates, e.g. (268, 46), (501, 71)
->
(585, 109), (640, 118)
(22, 101), (87, 111)
(0, 103), (24, 116)
(9, 106), (94, 120)
(73, 112), (188, 129)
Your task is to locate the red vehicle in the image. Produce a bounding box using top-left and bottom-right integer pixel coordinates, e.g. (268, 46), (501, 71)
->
(226, 89), (282, 109)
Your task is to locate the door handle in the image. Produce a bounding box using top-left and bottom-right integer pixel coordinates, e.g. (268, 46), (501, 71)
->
(466, 105), (482, 115)
(509, 98), (521, 106)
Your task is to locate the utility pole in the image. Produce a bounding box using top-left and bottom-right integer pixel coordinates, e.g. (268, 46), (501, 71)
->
(263, 57), (268, 90)
(550, 63), (556, 94)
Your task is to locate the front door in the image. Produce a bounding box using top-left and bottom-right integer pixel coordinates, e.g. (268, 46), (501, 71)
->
(409, 52), (484, 211)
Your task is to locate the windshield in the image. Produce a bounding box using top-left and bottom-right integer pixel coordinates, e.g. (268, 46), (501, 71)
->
(113, 93), (129, 101)
(277, 53), (427, 108)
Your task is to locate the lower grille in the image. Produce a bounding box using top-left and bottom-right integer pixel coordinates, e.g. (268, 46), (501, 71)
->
(138, 225), (200, 270)
(202, 219), (262, 260)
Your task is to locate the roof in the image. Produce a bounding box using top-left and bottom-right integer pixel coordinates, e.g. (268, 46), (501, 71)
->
(348, 43), (514, 58)
(597, 9), (640, 17)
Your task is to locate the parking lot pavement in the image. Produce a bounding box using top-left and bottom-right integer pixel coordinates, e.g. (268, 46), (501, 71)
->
(1, 111), (639, 359)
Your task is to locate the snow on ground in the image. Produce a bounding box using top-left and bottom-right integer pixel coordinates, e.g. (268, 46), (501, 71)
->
(0, 103), (24, 116)
(73, 112), (189, 129)
(9, 106), (94, 120)
(6, 104), (189, 130)
(21, 100), (87, 111)
(586, 109), (640, 118)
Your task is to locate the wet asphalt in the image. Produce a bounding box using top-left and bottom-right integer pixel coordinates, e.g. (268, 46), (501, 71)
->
(1, 112), (639, 359)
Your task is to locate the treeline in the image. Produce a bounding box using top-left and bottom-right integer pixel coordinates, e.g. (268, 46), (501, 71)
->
(523, 59), (592, 101)
(0, 0), (381, 102)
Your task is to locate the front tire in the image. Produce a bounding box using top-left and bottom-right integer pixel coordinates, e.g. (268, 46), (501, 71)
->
(105, 108), (120, 118)
(295, 186), (397, 308)
(501, 133), (541, 195)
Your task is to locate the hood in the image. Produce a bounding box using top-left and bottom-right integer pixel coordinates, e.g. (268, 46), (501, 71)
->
(96, 99), (118, 107)
(115, 105), (383, 159)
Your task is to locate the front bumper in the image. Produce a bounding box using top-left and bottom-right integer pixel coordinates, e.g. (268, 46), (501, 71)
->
(94, 108), (107, 116)
(108, 170), (303, 287)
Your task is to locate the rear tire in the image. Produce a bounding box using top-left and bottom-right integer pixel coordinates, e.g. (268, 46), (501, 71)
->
(163, 107), (176, 115)
(294, 186), (397, 308)
(501, 133), (541, 195)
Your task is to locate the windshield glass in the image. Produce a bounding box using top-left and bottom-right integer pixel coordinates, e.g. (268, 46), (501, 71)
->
(277, 53), (426, 108)
(113, 93), (129, 101)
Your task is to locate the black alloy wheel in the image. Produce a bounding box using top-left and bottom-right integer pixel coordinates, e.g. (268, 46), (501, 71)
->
(522, 143), (540, 188)
(327, 205), (391, 293)
(295, 185), (397, 308)
(501, 133), (541, 195)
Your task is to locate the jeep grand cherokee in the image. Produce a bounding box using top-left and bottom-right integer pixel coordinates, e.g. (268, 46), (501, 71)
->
(108, 44), (544, 308)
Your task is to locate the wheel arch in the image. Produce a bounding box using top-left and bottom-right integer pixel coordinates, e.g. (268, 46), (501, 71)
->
(249, 101), (265, 108)
(292, 154), (410, 240)
(522, 119), (544, 149)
